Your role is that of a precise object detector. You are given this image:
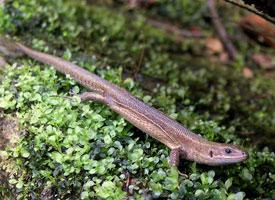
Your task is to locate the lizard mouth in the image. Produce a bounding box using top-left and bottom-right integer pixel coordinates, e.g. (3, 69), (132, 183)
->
(197, 147), (249, 166)
(229, 153), (248, 163)
(235, 151), (248, 161)
(214, 151), (249, 165)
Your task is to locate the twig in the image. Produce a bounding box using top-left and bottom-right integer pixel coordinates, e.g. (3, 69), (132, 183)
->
(133, 47), (145, 80)
(146, 18), (205, 39)
(207, 0), (238, 61)
(224, 0), (275, 24)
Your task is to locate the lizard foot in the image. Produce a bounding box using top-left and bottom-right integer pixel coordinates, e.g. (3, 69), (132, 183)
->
(169, 149), (188, 177)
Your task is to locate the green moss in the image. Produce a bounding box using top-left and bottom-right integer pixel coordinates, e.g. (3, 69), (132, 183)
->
(0, 0), (274, 199)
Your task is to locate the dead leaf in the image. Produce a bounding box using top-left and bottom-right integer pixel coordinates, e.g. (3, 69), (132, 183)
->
(205, 37), (224, 54)
(239, 14), (275, 48)
(219, 52), (229, 63)
(243, 67), (254, 78)
(252, 54), (275, 69)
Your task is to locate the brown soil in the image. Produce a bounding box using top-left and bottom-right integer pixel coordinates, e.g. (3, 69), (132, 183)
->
(0, 114), (19, 150)
(0, 113), (19, 199)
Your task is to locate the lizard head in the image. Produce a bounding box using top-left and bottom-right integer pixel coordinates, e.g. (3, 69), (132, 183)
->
(184, 143), (248, 166)
(205, 144), (248, 165)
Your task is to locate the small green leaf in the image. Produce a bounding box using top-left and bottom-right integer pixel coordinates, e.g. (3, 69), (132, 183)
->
(195, 189), (204, 197)
(241, 168), (252, 181)
(228, 192), (245, 200)
(235, 192), (245, 200)
(16, 180), (24, 189)
(190, 173), (200, 181)
(21, 149), (30, 158)
(128, 148), (143, 162)
(51, 152), (63, 163)
(200, 173), (207, 185)
(227, 193), (236, 200)
(103, 135), (112, 144)
(225, 178), (233, 190)
(207, 170), (215, 185)
(183, 179), (193, 187)
(9, 179), (18, 184)
(81, 191), (89, 199)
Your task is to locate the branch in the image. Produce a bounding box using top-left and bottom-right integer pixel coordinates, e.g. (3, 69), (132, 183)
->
(224, 0), (275, 24)
(146, 18), (204, 39)
(207, 0), (238, 61)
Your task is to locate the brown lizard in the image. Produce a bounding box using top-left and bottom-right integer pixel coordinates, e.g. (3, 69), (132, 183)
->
(0, 37), (248, 166)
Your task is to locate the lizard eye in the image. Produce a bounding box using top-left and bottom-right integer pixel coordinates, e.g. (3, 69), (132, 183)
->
(225, 148), (232, 154)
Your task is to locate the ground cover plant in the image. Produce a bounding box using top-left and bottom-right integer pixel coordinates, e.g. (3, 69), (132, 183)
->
(0, 0), (274, 199)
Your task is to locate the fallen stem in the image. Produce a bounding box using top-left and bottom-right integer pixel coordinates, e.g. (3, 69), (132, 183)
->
(224, 0), (275, 24)
(207, 0), (238, 61)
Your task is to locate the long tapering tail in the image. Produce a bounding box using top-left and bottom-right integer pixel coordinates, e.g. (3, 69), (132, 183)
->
(0, 36), (23, 58)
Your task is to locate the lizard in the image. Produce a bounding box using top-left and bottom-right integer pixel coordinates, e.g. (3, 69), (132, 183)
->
(0, 37), (248, 166)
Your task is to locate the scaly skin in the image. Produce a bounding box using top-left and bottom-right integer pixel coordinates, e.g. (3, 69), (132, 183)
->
(0, 37), (248, 166)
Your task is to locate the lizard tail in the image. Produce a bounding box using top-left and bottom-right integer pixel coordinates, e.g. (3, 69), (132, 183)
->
(0, 36), (23, 58)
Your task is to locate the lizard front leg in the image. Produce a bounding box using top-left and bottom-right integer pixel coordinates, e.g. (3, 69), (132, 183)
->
(169, 148), (188, 177)
(169, 148), (180, 166)
(79, 91), (105, 102)
(79, 91), (115, 107)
